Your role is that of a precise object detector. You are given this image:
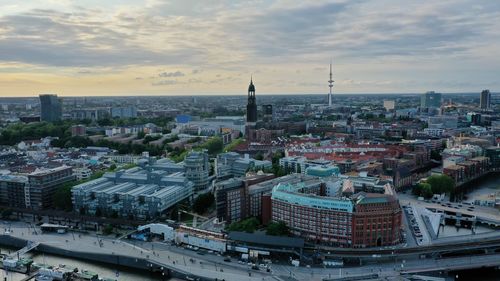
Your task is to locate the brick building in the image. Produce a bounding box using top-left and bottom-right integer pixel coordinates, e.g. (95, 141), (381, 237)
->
(269, 176), (401, 248)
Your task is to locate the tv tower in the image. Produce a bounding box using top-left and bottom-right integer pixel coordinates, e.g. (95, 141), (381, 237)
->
(328, 61), (334, 107)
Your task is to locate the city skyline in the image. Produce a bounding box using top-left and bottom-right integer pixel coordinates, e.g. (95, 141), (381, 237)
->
(0, 0), (499, 97)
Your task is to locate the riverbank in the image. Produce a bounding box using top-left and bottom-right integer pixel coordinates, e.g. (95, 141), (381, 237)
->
(0, 235), (198, 281)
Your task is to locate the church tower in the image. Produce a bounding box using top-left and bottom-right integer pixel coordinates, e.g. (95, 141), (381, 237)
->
(246, 77), (257, 123)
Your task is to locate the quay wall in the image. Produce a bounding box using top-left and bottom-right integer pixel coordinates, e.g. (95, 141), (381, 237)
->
(0, 235), (213, 281)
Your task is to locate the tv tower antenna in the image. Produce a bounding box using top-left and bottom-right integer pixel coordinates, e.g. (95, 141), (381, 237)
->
(328, 60), (334, 107)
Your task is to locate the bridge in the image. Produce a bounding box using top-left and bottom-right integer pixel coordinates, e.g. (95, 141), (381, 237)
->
(400, 253), (500, 275)
(315, 234), (500, 258)
(8, 241), (39, 259)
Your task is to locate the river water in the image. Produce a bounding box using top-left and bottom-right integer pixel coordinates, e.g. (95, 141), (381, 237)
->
(466, 172), (500, 201)
(0, 245), (161, 281)
(438, 174), (500, 238)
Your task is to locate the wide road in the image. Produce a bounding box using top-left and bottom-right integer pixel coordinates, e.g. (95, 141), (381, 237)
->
(2, 221), (499, 281)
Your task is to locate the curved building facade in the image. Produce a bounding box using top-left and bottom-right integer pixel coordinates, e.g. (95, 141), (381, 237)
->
(270, 179), (401, 248)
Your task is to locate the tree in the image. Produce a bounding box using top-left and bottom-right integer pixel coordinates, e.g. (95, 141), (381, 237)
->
(97, 118), (113, 126)
(426, 175), (455, 195)
(102, 224), (114, 235)
(266, 221), (289, 236)
(0, 208), (12, 219)
(414, 183), (433, 199)
(430, 150), (442, 161)
(193, 192), (215, 214)
(226, 217), (260, 233)
(254, 152), (264, 161)
(53, 183), (74, 211)
(202, 137), (224, 155)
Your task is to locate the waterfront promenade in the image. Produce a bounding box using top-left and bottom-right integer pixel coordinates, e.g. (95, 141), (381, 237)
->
(2, 221), (500, 281)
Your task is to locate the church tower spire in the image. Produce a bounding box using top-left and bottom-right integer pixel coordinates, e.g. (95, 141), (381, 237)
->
(247, 77), (257, 123)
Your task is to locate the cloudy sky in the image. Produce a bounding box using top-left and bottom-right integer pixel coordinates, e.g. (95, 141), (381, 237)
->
(0, 0), (499, 96)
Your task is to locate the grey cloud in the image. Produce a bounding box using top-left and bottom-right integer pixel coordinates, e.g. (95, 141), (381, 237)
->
(219, 1), (500, 63)
(152, 80), (178, 86)
(159, 71), (185, 77)
(0, 10), (203, 67)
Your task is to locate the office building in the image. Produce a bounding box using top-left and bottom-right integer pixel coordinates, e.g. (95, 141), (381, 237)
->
(383, 100), (395, 111)
(269, 177), (401, 248)
(420, 91), (442, 109)
(215, 173), (275, 224)
(39, 94), (62, 122)
(215, 178), (246, 224)
(111, 106), (137, 118)
(28, 166), (75, 210)
(427, 116), (458, 129)
(72, 160), (193, 219)
(71, 108), (110, 121)
(480, 89), (491, 110)
(0, 175), (28, 209)
(279, 156), (339, 175)
(485, 146), (500, 171)
(215, 152), (272, 179)
(184, 150), (209, 191)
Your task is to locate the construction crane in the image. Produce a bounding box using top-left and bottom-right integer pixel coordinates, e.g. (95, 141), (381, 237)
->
(177, 209), (209, 228)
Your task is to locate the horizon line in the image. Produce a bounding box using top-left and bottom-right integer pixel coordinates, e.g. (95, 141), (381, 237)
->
(0, 91), (496, 98)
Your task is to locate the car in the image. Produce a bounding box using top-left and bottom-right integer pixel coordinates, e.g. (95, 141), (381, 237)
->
(196, 251), (205, 255)
(251, 265), (260, 270)
(224, 258), (231, 262)
(259, 264), (266, 268)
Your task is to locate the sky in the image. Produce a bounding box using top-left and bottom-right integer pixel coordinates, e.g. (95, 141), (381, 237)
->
(0, 0), (499, 97)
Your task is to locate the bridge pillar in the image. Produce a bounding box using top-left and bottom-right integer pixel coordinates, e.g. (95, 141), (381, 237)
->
(455, 215), (461, 227)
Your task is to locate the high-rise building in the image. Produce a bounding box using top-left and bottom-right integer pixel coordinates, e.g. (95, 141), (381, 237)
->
(420, 91), (442, 109)
(480, 89), (491, 110)
(383, 100), (395, 111)
(39, 94), (62, 122)
(111, 106), (137, 118)
(246, 78), (257, 123)
(184, 150), (209, 191)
